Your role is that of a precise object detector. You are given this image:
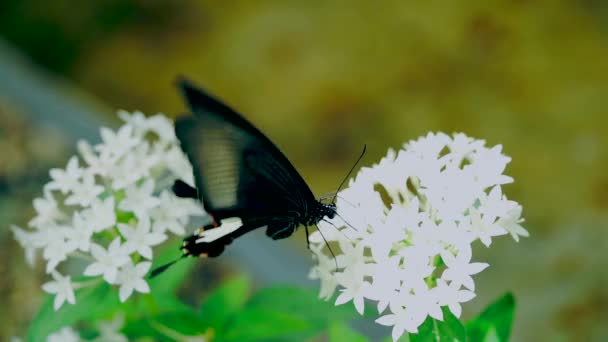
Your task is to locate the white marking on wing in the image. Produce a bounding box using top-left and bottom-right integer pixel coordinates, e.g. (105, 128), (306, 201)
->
(195, 217), (243, 243)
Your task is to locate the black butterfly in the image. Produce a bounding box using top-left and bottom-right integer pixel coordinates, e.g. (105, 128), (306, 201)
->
(169, 78), (348, 263)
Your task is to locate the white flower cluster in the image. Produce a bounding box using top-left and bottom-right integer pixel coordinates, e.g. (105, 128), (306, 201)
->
(309, 132), (528, 341)
(12, 111), (204, 310)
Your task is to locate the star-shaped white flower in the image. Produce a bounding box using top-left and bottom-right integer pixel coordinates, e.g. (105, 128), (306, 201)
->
(47, 327), (80, 342)
(116, 261), (151, 302)
(440, 245), (488, 291)
(435, 279), (475, 318)
(365, 257), (404, 313)
(164, 146), (196, 185)
(118, 180), (160, 217)
(42, 229), (77, 273)
(497, 205), (529, 242)
(65, 173), (104, 207)
(309, 263), (338, 300)
(95, 314), (128, 342)
(77, 140), (115, 177)
(118, 217), (167, 259)
(29, 191), (64, 228)
(334, 267), (371, 315)
(11, 225), (37, 267)
(147, 114), (177, 145)
(376, 302), (423, 340)
(151, 190), (191, 235)
(479, 186), (511, 222)
(82, 197), (117, 233)
(65, 212), (93, 252)
(42, 271), (76, 310)
(465, 208), (506, 247)
(96, 125), (140, 161)
(400, 283), (443, 324)
(45, 156), (84, 194)
(84, 238), (130, 284)
(118, 110), (148, 135)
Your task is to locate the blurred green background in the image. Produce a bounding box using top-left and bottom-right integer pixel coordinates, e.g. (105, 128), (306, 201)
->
(1, 1), (607, 340)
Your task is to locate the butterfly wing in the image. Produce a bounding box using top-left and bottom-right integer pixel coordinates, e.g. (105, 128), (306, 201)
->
(175, 78), (316, 233)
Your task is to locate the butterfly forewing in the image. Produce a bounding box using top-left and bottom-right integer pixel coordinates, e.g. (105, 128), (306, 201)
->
(175, 79), (317, 224)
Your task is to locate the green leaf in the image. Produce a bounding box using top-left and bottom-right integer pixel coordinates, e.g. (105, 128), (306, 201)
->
(217, 286), (359, 342)
(220, 308), (311, 342)
(199, 275), (251, 332)
(27, 281), (121, 341)
(245, 286), (358, 324)
(329, 322), (369, 342)
(466, 292), (516, 342)
(409, 307), (466, 342)
(122, 318), (164, 341)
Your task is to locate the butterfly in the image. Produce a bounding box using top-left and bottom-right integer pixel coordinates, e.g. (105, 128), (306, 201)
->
(161, 78), (366, 269)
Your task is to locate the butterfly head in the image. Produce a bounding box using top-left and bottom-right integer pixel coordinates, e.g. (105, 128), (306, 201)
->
(318, 202), (337, 220)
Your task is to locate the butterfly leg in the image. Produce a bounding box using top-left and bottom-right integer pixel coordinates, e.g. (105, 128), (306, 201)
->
(182, 233), (233, 258)
(172, 179), (198, 198)
(304, 226), (311, 250)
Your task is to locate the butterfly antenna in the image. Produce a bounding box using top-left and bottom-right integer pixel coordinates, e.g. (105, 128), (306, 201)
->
(149, 254), (187, 279)
(314, 225), (339, 269)
(332, 144), (367, 203)
(336, 195), (355, 208)
(333, 212), (360, 232)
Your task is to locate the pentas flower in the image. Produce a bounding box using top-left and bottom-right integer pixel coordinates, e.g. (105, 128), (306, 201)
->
(309, 132), (528, 341)
(12, 112), (205, 309)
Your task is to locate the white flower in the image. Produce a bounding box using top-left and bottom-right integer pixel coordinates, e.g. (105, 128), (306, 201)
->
(150, 191), (192, 235)
(11, 225), (37, 266)
(118, 180), (160, 217)
(84, 238), (130, 283)
(147, 114), (177, 144)
(77, 140), (115, 177)
(497, 205), (529, 242)
(118, 217), (167, 259)
(96, 125), (140, 162)
(45, 156), (84, 194)
(435, 279), (475, 318)
(83, 197), (117, 233)
(65, 212), (93, 252)
(118, 110), (148, 134)
(164, 146), (196, 185)
(108, 143), (158, 190)
(309, 132), (527, 341)
(13, 111), (205, 306)
(29, 191), (64, 228)
(116, 261), (151, 302)
(94, 315), (128, 342)
(309, 261), (338, 300)
(47, 327), (80, 342)
(42, 271), (76, 310)
(464, 208), (506, 247)
(376, 302), (422, 340)
(441, 245), (490, 291)
(42, 228), (77, 273)
(334, 267), (371, 315)
(65, 173), (104, 207)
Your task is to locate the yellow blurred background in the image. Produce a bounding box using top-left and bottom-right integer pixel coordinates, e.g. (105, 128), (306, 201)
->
(1, 1), (607, 340)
